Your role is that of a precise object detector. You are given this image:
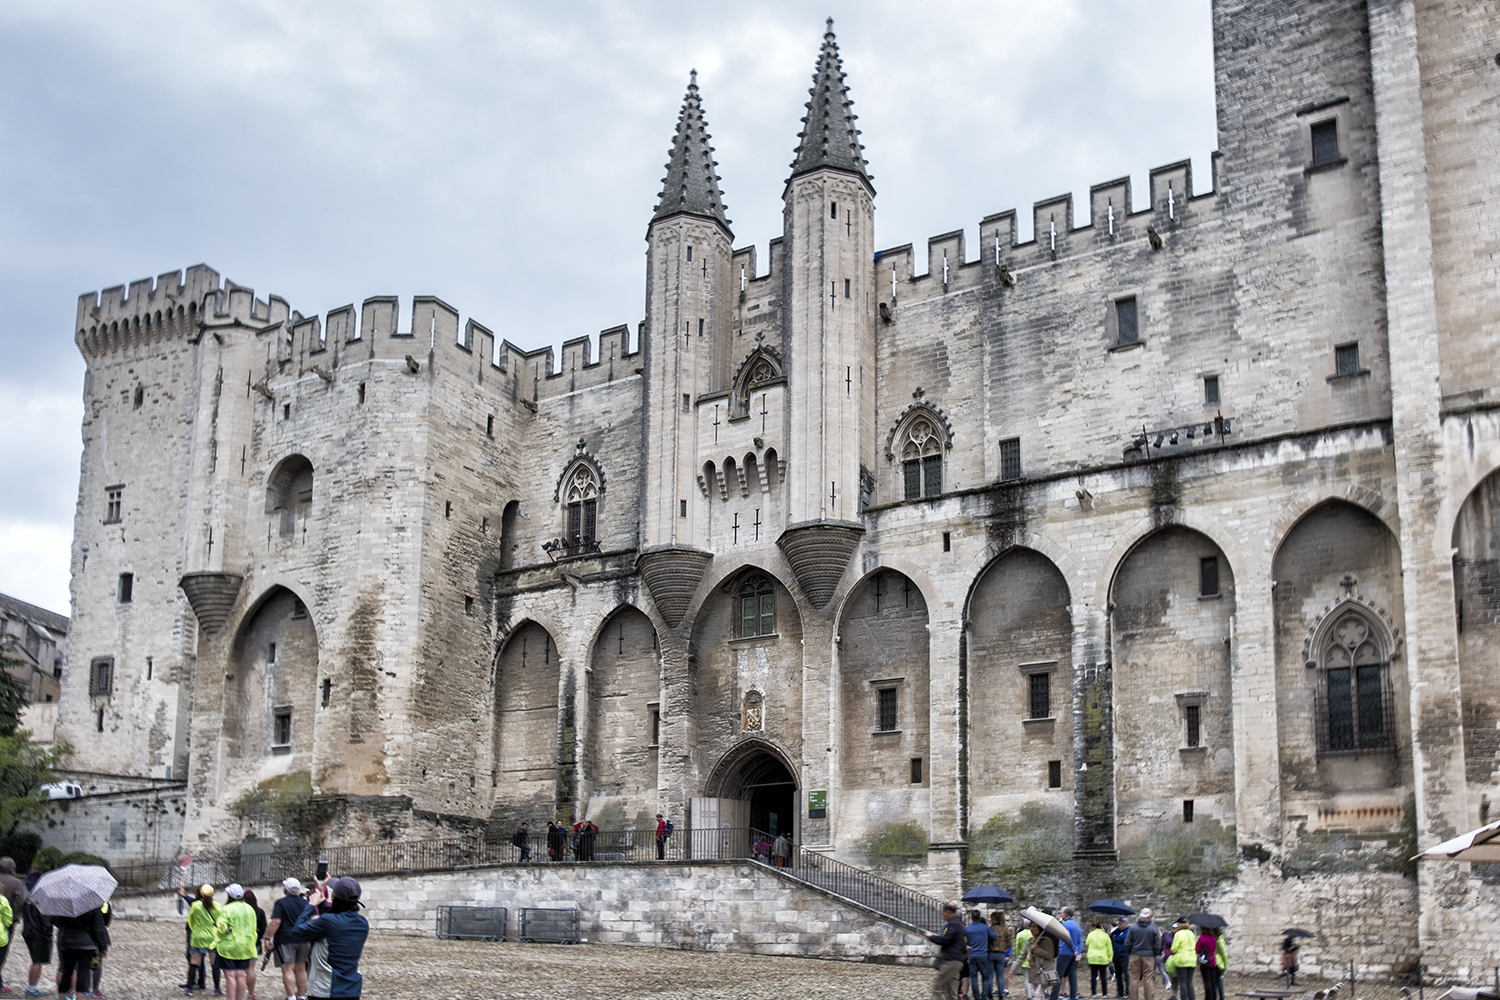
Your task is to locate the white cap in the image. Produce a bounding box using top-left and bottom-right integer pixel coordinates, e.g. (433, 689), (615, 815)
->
(225, 883), (244, 899)
(282, 877), (302, 893)
(1140, 907), (1153, 920)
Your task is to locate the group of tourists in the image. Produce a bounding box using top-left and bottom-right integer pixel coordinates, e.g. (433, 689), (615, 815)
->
(510, 814), (679, 862)
(0, 857), (112, 1000)
(929, 905), (1229, 1000)
(181, 874), (369, 1000)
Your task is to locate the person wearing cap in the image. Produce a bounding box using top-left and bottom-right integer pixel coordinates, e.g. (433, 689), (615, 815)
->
(284, 878), (368, 1000)
(1122, 909), (1161, 1000)
(212, 886), (257, 1000)
(265, 878), (311, 1000)
(185, 885), (219, 995)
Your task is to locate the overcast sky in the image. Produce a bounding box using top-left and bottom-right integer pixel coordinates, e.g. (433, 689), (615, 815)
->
(0, 1), (1218, 616)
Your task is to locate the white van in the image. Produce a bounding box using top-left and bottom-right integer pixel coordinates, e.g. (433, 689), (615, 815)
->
(41, 782), (82, 799)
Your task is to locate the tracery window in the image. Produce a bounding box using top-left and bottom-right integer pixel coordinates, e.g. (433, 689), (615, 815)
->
(562, 464), (600, 556)
(1315, 611), (1395, 754)
(900, 418), (942, 499)
(736, 575), (776, 639)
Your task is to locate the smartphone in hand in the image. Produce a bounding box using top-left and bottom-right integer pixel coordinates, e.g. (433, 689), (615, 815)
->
(315, 859), (329, 881)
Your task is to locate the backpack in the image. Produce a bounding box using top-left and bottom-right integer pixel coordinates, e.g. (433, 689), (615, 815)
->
(664, 820), (674, 837)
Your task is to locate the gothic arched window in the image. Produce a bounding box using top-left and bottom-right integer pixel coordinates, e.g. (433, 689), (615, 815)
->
(736, 576), (776, 639)
(900, 418), (943, 500)
(1315, 610), (1394, 753)
(562, 463), (600, 556)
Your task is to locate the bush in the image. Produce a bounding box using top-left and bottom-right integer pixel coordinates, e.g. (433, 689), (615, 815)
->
(0, 830), (41, 871)
(31, 846), (63, 873)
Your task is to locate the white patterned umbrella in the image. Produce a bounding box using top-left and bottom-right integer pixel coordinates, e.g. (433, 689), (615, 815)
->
(29, 865), (118, 918)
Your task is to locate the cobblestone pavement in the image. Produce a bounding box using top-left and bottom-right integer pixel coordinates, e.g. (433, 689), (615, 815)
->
(92, 919), (934, 999)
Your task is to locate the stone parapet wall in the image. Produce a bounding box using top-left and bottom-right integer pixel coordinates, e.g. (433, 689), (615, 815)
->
(109, 861), (933, 963)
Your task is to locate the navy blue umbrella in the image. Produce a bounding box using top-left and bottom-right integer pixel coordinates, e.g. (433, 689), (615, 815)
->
(962, 885), (1015, 904)
(1088, 898), (1136, 915)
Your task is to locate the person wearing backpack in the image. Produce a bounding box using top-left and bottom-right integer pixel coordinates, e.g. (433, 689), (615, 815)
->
(655, 814), (671, 860)
(1122, 909), (1161, 1000)
(511, 822), (531, 863)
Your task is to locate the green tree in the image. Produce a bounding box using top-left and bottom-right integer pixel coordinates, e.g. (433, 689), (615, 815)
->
(0, 732), (72, 836)
(0, 657), (33, 737)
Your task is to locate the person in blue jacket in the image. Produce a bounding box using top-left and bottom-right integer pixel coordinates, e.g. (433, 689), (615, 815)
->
(1053, 907), (1084, 1000)
(283, 877), (368, 1000)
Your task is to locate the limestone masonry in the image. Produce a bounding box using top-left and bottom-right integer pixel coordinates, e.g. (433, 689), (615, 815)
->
(57, 1), (1500, 977)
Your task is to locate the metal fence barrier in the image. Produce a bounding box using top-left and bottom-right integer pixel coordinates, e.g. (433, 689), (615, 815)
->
(435, 905), (507, 941)
(517, 907), (581, 944)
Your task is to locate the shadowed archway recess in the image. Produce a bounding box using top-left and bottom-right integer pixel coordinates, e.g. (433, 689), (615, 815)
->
(705, 740), (799, 840)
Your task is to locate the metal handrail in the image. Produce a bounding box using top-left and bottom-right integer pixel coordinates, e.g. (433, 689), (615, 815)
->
(774, 840), (945, 930)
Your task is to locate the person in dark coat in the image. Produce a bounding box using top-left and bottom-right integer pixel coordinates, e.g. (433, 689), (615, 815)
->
(21, 896), (51, 998)
(546, 821), (566, 862)
(927, 903), (968, 1000)
(54, 906), (108, 1000)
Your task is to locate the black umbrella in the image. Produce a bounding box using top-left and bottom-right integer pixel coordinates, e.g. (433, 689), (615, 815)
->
(1088, 899), (1136, 915)
(1281, 928), (1314, 938)
(963, 885), (1015, 904)
(1187, 913), (1227, 929)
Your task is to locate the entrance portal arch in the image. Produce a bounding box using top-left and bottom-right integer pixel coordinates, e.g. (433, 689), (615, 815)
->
(703, 738), (799, 842)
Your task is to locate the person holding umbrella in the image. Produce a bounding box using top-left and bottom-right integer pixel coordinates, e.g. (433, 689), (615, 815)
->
(27, 866), (115, 1000)
(1110, 918), (1131, 998)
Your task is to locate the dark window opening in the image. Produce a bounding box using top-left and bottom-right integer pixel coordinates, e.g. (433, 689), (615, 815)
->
(649, 705), (661, 746)
(831, 201), (838, 219)
(1335, 343), (1360, 376)
(117, 573), (133, 604)
(105, 487), (123, 524)
(698, 318), (704, 337)
(942, 531), (951, 552)
(1204, 375), (1220, 406)
(1185, 704), (1201, 748)
(1317, 613), (1395, 753)
(146, 656), (153, 681)
(1183, 799), (1195, 823)
(133, 384), (144, 409)
(679, 499), (688, 518)
(1199, 557), (1220, 597)
(1115, 296), (1139, 345)
(89, 657), (114, 697)
(910, 757), (923, 784)
(903, 460), (921, 500)
(682, 393), (691, 412)
(267, 642), (276, 664)
(464, 595), (475, 617)
(273, 707), (292, 747)
(737, 576), (776, 639)
(877, 688), (898, 732)
(1048, 760), (1062, 789)
(445, 500), (453, 519)
(844, 278), (851, 299)
(321, 678), (331, 707)
(282, 403), (291, 421)
(291, 598), (308, 619)
(486, 414), (494, 438)
(1311, 119), (1340, 167)
(358, 382), (366, 404)
(1028, 672), (1051, 720)
(686, 245), (693, 262)
(922, 455), (942, 497)
(95, 708), (105, 733)
(565, 498), (598, 556)
(999, 438), (1022, 482)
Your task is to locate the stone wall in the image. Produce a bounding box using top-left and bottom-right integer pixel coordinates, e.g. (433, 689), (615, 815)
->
(107, 861), (933, 964)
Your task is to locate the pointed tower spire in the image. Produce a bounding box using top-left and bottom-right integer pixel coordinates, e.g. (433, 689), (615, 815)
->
(652, 70), (731, 234)
(788, 18), (872, 190)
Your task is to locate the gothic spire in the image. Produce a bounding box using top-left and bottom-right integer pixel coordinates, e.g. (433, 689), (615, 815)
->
(788, 18), (872, 190)
(651, 70), (731, 234)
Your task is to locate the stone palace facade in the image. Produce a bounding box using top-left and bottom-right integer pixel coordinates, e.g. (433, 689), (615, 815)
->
(56, 0), (1500, 975)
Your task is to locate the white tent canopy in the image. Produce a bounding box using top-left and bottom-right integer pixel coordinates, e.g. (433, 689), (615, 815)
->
(1412, 818), (1500, 863)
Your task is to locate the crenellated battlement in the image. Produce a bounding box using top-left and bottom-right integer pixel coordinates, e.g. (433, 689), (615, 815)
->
(873, 155), (1219, 308)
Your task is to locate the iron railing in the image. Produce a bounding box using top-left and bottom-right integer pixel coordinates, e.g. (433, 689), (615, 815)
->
(776, 839), (946, 931)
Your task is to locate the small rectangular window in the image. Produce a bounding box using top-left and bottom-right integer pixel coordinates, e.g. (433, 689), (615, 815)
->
(682, 393), (691, 412)
(282, 403), (291, 421)
(649, 704), (661, 746)
(267, 642), (276, 664)
(1335, 343), (1360, 376)
(358, 382), (366, 404)
(1199, 557), (1220, 597)
(942, 532), (951, 552)
(698, 318), (704, 337)
(910, 757), (923, 784)
(1028, 672), (1051, 719)
(686, 245), (693, 262)
(1185, 704), (1201, 747)
(1115, 297), (1139, 345)
(1203, 375), (1220, 406)
(95, 708), (105, 733)
(89, 657), (114, 697)
(1311, 119), (1340, 167)
(922, 455), (941, 497)
(877, 688), (898, 731)
(321, 677), (331, 707)
(464, 595), (475, 617)
(146, 656), (153, 681)
(999, 438), (1022, 482)
(105, 487), (123, 524)
(844, 279), (851, 299)
(273, 707), (292, 747)
(679, 499), (688, 518)
(117, 573), (133, 604)
(1183, 799), (1195, 823)
(486, 414), (494, 438)
(1048, 760), (1062, 789)
(831, 201), (838, 219)
(445, 500), (453, 519)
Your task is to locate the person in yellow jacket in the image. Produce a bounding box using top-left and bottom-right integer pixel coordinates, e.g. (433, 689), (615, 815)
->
(1165, 920), (1197, 1000)
(1014, 925), (1034, 1000)
(1086, 918), (1114, 996)
(185, 885), (218, 995)
(213, 885), (257, 1000)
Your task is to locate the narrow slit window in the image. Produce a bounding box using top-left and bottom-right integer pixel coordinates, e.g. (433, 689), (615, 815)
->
(910, 757), (923, 784)
(686, 245), (693, 262)
(358, 382), (366, 404)
(1048, 760), (1062, 789)
(844, 278), (851, 299)
(877, 688), (898, 732)
(464, 595), (475, 617)
(1115, 297), (1139, 345)
(679, 499), (687, 518)
(1185, 704), (1201, 747)
(831, 201), (838, 219)
(117, 573), (133, 604)
(1311, 119), (1340, 167)
(95, 708), (104, 733)
(682, 393), (691, 413)
(942, 532), (951, 552)
(1183, 799), (1195, 823)
(649, 704), (661, 746)
(1199, 557), (1220, 597)
(321, 678), (331, 707)
(486, 414), (494, 438)
(267, 642), (276, 664)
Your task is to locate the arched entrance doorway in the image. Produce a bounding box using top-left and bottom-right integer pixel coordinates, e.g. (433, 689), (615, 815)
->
(699, 740), (799, 847)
